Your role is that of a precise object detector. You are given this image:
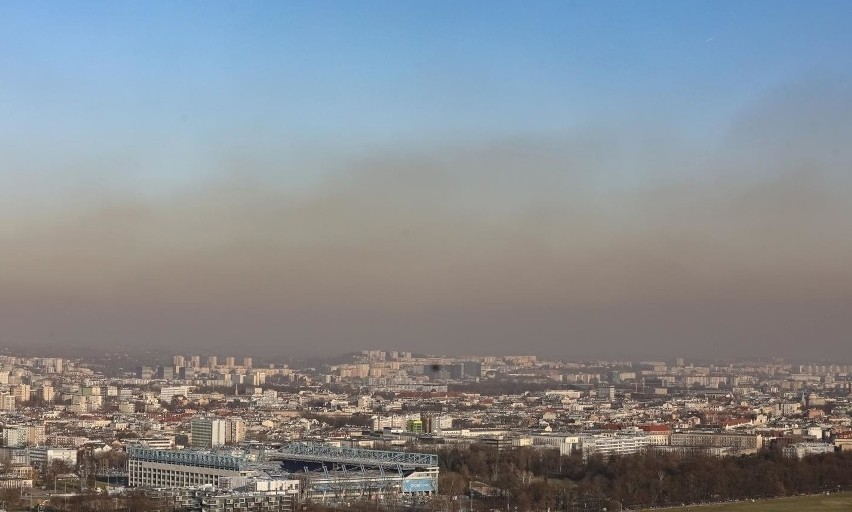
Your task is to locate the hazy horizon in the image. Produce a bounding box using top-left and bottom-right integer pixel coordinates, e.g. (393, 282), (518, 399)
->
(2, 2), (851, 360)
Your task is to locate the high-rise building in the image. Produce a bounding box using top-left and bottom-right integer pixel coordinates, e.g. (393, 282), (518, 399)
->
(243, 357), (253, 368)
(136, 366), (153, 380)
(462, 361), (482, 379)
(40, 385), (54, 402)
(225, 357), (235, 367)
(3, 426), (28, 447)
(11, 384), (30, 402)
(190, 417), (227, 448)
(173, 355), (185, 367)
(207, 356), (218, 369)
(43, 357), (63, 373)
(157, 366), (175, 380)
(248, 371), (266, 386)
(225, 418), (246, 445)
(2, 424), (44, 447)
(190, 356), (201, 368)
(28, 424), (46, 445)
(0, 392), (15, 411)
(597, 385), (616, 401)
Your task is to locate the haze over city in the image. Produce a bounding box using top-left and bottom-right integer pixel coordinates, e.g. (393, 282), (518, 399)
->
(2, 2), (851, 359)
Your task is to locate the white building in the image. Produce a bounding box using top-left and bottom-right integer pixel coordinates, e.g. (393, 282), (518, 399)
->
(191, 417), (228, 448)
(127, 447), (254, 488)
(0, 392), (14, 411)
(11, 384), (30, 402)
(70, 394), (103, 413)
(529, 434), (582, 455)
(783, 442), (835, 458)
(579, 432), (651, 459)
(639, 425), (672, 445)
(27, 447), (77, 468)
(426, 414), (454, 434)
(40, 385), (55, 402)
(159, 386), (192, 403)
(135, 437), (175, 450)
(371, 413), (421, 431)
(3, 427), (28, 448)
(2, 425), (45, 447)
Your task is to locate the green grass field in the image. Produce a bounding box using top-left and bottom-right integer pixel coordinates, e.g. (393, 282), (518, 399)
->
(641, 492), (852, 511)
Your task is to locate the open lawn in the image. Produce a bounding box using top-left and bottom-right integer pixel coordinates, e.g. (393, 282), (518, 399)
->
(641, 492), (852, 511)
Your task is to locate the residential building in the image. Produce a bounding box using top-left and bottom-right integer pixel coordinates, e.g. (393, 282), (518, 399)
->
(191, 417), (227, 448)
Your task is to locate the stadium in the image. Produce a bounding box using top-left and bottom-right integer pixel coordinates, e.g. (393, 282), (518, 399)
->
(270, 443), (438, 503)
(128, 442), (439, 506)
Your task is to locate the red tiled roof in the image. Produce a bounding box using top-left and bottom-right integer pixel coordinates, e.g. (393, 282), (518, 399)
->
(640, 424), (672, 432)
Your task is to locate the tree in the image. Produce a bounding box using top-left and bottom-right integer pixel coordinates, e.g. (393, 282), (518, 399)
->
(439, 471), (468, 497)
(45, 459), (76, 484)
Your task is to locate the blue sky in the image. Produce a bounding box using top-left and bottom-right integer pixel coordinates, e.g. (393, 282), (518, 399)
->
(1, 1), (852, 358)
(2, 1), (849, 187)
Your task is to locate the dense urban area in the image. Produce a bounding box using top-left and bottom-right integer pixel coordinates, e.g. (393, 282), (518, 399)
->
(0, 349), (851, 512)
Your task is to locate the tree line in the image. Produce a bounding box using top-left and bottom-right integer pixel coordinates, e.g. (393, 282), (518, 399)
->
(436, 444), (852, 511)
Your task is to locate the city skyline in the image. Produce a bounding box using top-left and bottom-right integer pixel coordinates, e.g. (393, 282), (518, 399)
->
(0, 333), (850, 510)
(2, 2), (852, 359)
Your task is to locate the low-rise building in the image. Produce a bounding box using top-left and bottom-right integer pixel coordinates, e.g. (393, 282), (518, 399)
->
(579, 432), (650, 459)
(782, 442), (835, 458)
(670, 431), (762, 453)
